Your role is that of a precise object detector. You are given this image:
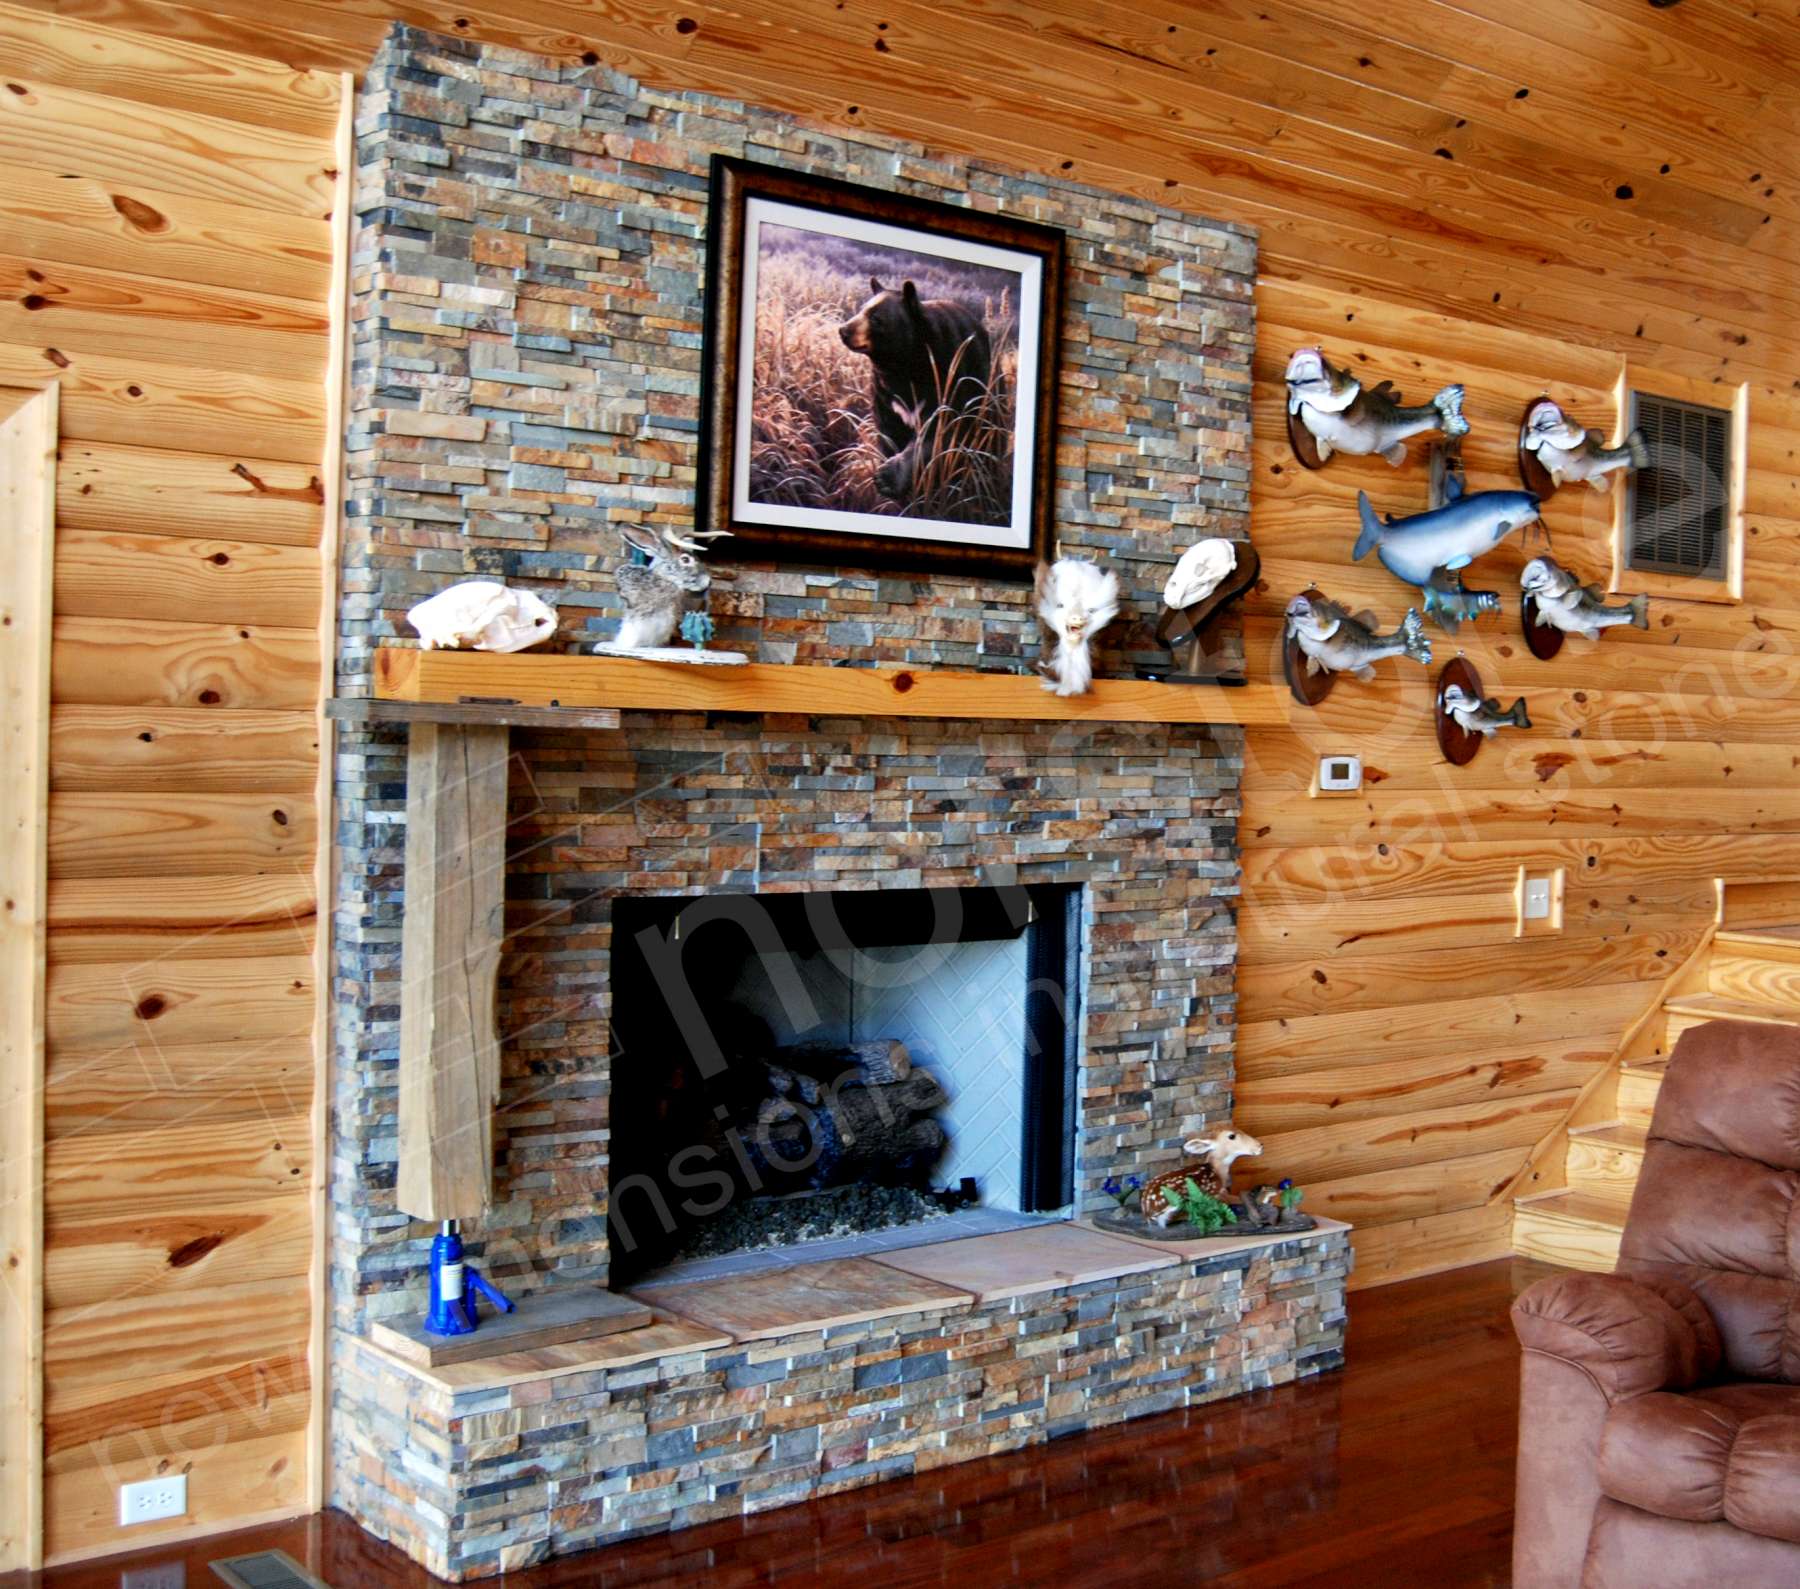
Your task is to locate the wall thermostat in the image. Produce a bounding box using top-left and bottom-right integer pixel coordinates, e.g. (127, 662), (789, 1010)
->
(1317, 754), (1362, 792)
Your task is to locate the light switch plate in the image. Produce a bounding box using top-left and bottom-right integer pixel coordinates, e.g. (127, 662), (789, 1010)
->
(1516, 868), (1566, 936)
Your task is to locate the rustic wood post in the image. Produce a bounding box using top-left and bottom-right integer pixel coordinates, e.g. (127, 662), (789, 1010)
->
(396, 722), (511, 1221)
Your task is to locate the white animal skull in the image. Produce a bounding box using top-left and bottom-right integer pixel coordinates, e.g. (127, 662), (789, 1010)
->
(1163, 539), (1238, 610)
(407, 581), (558, 652)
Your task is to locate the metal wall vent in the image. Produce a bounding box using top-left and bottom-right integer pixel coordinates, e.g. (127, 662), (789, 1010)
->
(209, 1551), (333, 1589)
(1625, 390), (1731, 579)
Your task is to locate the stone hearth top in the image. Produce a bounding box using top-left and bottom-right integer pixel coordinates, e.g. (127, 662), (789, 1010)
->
(874, 1223), (1178, 1303)
(356, 1219), (1350, 1395)
(357, 1313), (734, 1394)
(633, 1255), (974, 1342)
(1077, 1215), (1353, 1262)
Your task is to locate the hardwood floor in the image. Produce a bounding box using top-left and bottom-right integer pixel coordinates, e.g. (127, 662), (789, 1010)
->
(15, 1258), (1555, 1588)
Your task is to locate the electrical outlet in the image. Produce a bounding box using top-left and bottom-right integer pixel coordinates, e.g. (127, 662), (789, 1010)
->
(1523, 877), (1553, 920)
(118, 1473), (187, 1527)
(122, 1565), (186, 1589)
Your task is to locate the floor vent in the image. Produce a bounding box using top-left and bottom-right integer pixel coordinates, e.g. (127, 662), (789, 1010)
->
(209, 1551), (332, 1589)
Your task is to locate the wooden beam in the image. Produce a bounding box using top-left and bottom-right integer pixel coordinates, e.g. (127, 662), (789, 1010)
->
(373, 645), (1290, 727)
(326, 697), (622, 731)
(396, 723), (510, 1223)
(0, 381), (55, 1572)
(306, 79), (349, 1512)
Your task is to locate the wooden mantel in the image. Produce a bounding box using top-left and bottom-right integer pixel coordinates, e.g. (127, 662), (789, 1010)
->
(373, 644), (1289, 726)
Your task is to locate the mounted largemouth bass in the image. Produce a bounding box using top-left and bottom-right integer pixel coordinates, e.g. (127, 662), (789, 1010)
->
(1521, 557), (1650, 640)
(1441, 684), (1531, 737)
(1286, 347), (1469, 466)
(1285, 592), (1431, 680)
(1521, 398), (1649, 493)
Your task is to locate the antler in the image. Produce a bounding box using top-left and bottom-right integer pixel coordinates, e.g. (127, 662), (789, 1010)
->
(662, 527), (734, 554)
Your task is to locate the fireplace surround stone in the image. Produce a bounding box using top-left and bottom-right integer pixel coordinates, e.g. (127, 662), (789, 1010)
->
(321, 23), (1337, 1580)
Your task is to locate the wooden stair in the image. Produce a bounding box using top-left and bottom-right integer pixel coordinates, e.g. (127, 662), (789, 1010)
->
(1510, 901), (1800, 1272)
(1513, 1188), (1629, 1270)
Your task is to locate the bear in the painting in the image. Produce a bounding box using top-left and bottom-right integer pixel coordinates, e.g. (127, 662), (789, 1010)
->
(837, 278), (992, 469)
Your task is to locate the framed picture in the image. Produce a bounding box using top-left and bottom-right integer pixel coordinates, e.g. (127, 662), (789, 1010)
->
(699, 156), (1065, 580)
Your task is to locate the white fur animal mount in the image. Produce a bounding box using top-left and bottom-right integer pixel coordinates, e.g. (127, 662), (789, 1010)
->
(1163, 538), (1237, 611)
(1138, 1127), (1265, 1227)
(1034, 557), (1120, 697)
(406, 581), (557, 652)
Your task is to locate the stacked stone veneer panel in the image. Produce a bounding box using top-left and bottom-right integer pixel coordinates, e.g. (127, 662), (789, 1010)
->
(334, 21), (1255, 1320)
(330, 19), (1266, 1565)
(336, 1230), (1348, 1579)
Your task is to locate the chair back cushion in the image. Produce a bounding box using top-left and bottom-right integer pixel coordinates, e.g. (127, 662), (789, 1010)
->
(1617, 1019), (1800, 1383)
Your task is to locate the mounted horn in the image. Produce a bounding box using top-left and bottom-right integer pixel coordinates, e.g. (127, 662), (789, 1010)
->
(663, 527), (735, 554)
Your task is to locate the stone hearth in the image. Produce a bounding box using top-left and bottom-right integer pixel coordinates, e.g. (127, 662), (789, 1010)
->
(341, 1221), (1348, 1578)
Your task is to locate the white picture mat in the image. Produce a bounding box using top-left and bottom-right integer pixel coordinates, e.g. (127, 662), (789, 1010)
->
(730, 196), (1043, 550)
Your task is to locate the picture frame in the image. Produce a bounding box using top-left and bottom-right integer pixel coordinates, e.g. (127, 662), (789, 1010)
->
(698, 156), (1065, 580)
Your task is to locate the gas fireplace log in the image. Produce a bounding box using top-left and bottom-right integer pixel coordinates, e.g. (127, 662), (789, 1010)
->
(743, 1066), (946, 1188)
(760, 1064), (822, 1106)
(763, 1038), (913, 1086)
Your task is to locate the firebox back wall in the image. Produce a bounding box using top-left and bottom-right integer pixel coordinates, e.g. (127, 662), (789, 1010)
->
(332, 23), (1254, 1344)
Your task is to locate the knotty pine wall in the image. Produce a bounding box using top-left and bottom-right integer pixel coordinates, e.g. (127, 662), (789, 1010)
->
(1235, 279), (1800, 1288)
(3, 0), (1800, 1551)
(0, 3), (345, 1563)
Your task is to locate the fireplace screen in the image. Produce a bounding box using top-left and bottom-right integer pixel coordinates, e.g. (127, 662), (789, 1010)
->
(606, 885), (1081, 1283)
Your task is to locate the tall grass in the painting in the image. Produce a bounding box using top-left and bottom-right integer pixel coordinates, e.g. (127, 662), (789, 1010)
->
(747, 245), (1018, 526)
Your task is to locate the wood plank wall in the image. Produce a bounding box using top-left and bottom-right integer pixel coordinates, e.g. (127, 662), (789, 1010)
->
(0, 3), (343, 1562)
(2, 0), (1798, 1547)
(1235, 281), (1800, 1287)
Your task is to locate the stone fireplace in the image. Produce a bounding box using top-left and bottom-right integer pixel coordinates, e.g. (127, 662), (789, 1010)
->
(325, 24), (1348, 1581)
(606, 883), (1083, 1283)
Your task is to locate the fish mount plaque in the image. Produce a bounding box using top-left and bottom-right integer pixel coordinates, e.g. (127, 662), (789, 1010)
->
(1282, 588), (1432, 708)
(1521, 590), (1565, 660)
(1285, 401), (1327, 472)
(1517, 394), (1648, 499)
(1143, 542), (1262, 686)
(1435, 656), (1532, 764)
(1518, 554), (1650, 657)
(1284, 346), (1469, 473)
(1435, 656), (1486, 766)
(1281, 586), (1339, 707)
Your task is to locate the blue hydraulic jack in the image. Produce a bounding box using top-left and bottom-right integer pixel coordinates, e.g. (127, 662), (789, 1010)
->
(424, 1219), (515, 1337)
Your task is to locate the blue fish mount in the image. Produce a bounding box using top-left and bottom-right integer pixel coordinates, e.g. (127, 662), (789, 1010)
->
(1353, 475), (1543, 633)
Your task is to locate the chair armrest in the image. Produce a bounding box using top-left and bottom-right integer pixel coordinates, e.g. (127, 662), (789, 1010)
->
(1512, 1271), (1721, 1404)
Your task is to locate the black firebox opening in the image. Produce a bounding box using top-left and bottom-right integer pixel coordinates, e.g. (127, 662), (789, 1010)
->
(605, 884), (1081, 1285)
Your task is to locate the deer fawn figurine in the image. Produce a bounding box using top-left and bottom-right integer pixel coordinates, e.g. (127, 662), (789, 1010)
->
(613, 525), (733, 650)
(1137, 1127), (1264, 1226)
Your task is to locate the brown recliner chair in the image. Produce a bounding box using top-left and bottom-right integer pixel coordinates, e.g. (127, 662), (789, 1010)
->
(1511, 1019), (1800, 1587)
